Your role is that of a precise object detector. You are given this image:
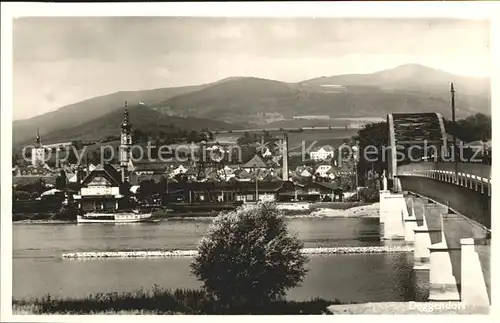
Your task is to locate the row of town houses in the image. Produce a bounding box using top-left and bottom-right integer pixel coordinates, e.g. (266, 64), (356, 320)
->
(13, 106), (353, 212)
(13, 153), (353, 187)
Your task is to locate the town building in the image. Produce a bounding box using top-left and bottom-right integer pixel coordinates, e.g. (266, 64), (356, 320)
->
(73, 163), (126, 211)
(128, 160), (168, 175)
(171, 164), (188, 176)
(119, 102), (133, 182)
(295, 166), (313, 177)
(241, 154), (270, 173)
(164, 180), (297, 203)
(310, 147), (334, 161)
(295, 182), (342, 201)
(31, 129), (46, 167)
(315, 164), (333, 178)
(74, 106), (131, 212)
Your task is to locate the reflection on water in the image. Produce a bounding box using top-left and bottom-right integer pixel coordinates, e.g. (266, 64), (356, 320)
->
(13, 217), (423, 302)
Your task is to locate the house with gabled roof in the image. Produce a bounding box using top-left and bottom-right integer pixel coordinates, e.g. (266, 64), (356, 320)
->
(310, 146), (334, 161)
(241, 154), (268, 172)
(74, 163), (128, 212)
(315, 164), (333, 178)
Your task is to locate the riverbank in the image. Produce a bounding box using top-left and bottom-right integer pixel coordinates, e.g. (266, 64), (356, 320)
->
(12, 287), (340, 314)
(13, 219), (75, 225)
(13, 202), (379, 224)
(14, 295), (489, 315)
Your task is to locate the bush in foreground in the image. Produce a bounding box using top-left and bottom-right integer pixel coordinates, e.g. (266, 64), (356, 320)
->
(190, 202), (309, 312)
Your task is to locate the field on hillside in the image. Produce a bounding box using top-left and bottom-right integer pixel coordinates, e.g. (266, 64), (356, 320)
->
(214, 128), (359, 150)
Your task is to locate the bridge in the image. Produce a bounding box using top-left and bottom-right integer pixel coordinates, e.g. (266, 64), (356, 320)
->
(381, 112), (491, 307)
(211, 111), (491, 307)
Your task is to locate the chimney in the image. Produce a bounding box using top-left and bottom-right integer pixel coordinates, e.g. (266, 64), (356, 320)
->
(76, 166), (82, 184)
(86, 152), (90, 176)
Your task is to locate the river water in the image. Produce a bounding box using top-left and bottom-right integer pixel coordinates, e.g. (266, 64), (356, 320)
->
(13, 217), (425, 302)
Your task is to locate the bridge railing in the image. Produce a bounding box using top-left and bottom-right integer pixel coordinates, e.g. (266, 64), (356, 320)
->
(397, 162), (491, 196)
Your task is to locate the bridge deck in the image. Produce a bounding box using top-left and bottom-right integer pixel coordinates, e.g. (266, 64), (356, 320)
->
(400, 177), (490, 228)
(398, 162), (491, 181)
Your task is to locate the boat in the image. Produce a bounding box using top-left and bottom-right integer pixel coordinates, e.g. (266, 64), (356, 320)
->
(77, 210), (161, 224)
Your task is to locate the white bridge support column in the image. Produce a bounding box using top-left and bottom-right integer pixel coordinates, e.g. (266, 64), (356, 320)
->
(403, 197), (418, 244)
(428, 214), (460, 301)
(460, 238), (490, 306)
(413, 214), (433, 271)
(381, 192), (406, 240)
(379, 190), (391, 225)
(413, 202), (448, 271)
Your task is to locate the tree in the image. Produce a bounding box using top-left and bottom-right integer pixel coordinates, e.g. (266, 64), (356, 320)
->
(353, 121), (388, 185)
(190, 202), (308, 312)
(445, 113), (491, 142)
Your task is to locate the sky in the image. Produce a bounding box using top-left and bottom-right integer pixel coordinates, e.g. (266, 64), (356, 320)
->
(13, 17), (491, 120)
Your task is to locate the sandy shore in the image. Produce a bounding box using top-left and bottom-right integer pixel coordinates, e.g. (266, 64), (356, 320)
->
(300, 203), (380, 218)
(327, 302), (490, 314)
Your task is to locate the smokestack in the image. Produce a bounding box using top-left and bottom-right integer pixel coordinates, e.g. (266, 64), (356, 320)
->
(282, 133), (289, 181)
(86, 152), (89, 176)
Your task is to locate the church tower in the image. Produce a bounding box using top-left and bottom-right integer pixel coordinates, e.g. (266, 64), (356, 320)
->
(120, 102), (132, 182)
(32, 128), (46, 167)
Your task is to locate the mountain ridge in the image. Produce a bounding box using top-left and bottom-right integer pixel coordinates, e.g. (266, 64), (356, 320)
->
(13, 64), (490, 145)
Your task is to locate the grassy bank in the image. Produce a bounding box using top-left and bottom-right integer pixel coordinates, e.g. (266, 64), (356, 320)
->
(13, 287), (342, 315)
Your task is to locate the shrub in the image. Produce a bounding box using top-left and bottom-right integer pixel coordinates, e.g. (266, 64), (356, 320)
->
(357, 187), (380, 203)
(190, 202), (308, 312)
(14, 190), (32, 201)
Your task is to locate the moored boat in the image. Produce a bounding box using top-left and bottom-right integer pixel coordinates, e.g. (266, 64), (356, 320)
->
(77, 211), (161, 224)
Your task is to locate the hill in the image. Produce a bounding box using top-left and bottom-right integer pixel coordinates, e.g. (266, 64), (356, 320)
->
(13, 64), (491, 146)
(302, 64), (490, 97)
(18, 104), (246, 146)
(13, 84), (206, 144)
(152, 68), (490, 123)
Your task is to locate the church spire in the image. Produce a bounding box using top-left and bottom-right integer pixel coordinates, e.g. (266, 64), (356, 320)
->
(121, 101), (131, 131)
(120, 101), (132, 183)
(35, 128), (41, 146)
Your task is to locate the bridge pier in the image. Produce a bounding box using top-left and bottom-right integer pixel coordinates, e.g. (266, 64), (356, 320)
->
(460, 238), (490, 306)
(428, 213), (460, 301)
(412, 202), (444, 270)
(403, 197), (418, 243)
(379, 191), (405, 240)
(413, 225), (434, 270)
(385, 112), (490, 306)
(379, 190), (391, 225)
(429, 242), (461, 301)
(401, 194), (490, 305)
